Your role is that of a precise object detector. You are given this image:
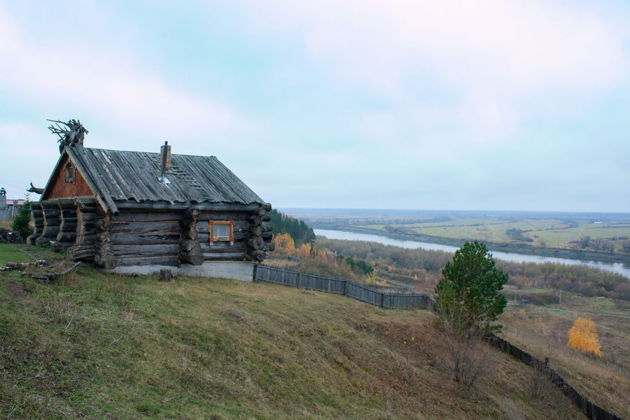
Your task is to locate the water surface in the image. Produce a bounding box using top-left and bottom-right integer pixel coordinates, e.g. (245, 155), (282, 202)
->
(315, 229), (630, 279)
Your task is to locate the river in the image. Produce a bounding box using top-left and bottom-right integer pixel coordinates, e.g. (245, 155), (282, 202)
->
(314, 229), (630, 279)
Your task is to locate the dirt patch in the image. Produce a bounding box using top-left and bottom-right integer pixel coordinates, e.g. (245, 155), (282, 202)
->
(374, 317), (446, 365)
(5, 280), (28, 299)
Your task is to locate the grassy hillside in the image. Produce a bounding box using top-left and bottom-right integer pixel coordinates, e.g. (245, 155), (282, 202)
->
(0, 245), (582, 419)
(501, 291), (630, 419)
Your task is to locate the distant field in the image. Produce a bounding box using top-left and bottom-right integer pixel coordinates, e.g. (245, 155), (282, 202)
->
(359, 218), (630, 250)
(284, 209), (630, 257)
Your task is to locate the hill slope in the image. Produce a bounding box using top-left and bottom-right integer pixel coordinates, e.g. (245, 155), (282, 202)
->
(0, 248), (581, 419)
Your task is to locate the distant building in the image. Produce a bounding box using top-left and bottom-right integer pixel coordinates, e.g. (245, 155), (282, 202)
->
(0, 188), (26, 221)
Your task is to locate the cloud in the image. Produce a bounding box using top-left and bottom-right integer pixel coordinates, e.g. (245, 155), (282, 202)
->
(240, 0), (628, 92)
(0, 2), (259, 198)
(233, 0), (630, 144)
(0, 3), (247, 144)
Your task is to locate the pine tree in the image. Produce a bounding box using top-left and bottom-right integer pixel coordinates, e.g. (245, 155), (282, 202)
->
(435, 241), (509, 386)
(436, 241), (508, 333)
(11, 201), (32, 239)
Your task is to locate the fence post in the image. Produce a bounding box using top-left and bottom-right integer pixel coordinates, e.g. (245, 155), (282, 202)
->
(380, 293), (385, 308)
(343, 280), (347, 296)
(297, 271), (301, 289)
(252, 263), (258, 282)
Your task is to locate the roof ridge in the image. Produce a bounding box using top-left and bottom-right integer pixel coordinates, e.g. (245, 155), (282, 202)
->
(83, 146), (217, 159)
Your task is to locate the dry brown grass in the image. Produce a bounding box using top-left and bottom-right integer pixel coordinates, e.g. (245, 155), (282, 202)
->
(0, 244), (584, 419)
(500, 296), (630, 419)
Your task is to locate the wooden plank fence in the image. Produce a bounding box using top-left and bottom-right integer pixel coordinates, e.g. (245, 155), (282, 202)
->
(253, 263), (622, 419)
(484, 334), (623, 420)
(254, 264), (431, 310)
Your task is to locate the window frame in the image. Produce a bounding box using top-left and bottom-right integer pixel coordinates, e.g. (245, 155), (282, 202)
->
(209, 220), (234, 245)
(65, 163), (76, 183)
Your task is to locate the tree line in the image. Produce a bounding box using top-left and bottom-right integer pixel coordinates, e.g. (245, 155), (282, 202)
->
(317, 238), (630, 301)
(270, 210), (315, 245)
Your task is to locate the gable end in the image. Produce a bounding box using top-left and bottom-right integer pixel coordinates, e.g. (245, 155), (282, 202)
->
(43, 154), (94, 200)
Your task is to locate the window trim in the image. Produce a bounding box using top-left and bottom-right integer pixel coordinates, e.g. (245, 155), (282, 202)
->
(65, 164), (75, 183)
(209, 220), (234, 244)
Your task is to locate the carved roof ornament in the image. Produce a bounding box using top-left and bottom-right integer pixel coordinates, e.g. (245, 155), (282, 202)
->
(27, 182), (44, 195)
(47, 119), (89, 153)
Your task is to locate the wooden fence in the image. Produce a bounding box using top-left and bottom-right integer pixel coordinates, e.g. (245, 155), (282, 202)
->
(253, 263), (622, 419)
(254, 264), (433, 310)
(484, 334), (622, 420)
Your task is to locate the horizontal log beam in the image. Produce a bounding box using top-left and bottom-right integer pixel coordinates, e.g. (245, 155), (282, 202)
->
(44, 217), (61, 226)
(57, 232), (77, 242)
(112, 243), (180, 257)
(41, 200), (63, 209)
(200, 242), (246, 252)
(111, 233), (181, 246)
(68, 249), (95, 261)
(56, 199), (79, 209)
(111, 221), (180, 234)
(114, 212), (182, 223)
(198, 213), (252, 222)
(79, 212), (97, 221)
(203, 252), (247, 260)
(116, 255), (180, 266)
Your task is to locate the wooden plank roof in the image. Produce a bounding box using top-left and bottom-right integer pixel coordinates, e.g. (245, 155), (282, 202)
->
(56, 146), (264, 212)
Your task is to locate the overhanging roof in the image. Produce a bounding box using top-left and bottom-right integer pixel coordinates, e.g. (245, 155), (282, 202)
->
(43, 146), (265, 213)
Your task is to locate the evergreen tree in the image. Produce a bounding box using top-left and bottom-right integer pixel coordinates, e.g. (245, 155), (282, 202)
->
(269, 210), (315, 245)
(436, 241), (508, 333)
(435, 241), (508, 386)
(12, 201), (33, 239)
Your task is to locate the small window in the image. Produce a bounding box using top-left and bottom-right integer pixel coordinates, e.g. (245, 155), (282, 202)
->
(209, 221), (234, 244)
(65, 164), (75, 183)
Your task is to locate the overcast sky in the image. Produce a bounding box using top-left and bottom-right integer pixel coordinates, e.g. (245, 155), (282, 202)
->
(0, 1), (629, 212)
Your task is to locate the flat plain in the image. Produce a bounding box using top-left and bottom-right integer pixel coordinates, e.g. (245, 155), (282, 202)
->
(285, 209), (630, 259)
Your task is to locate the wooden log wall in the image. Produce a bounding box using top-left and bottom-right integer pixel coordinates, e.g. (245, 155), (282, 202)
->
(27, 202), (44, 245)
(35, 201), (62, 245)
(197, 210), (250, 261)
(55, 199), (77, 249)
(68, 199), (98, 262)
(179, 208), (203, 265)
(245, 202), (274, 262)
(94, 210), (116, 269)
(109, 210), (182, 266)
(30, 199), (275, 267)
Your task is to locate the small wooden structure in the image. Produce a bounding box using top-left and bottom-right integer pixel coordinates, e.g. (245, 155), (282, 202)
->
(28, 123), (273, 268)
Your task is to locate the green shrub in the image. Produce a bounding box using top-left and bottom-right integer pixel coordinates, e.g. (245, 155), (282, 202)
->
(11, 201), (32, 238)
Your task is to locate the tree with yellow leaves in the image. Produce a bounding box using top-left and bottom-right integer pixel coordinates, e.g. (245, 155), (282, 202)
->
(295, 243), (312, 258)
(273, 233), (295, 254)
(567, 318), (602, 357)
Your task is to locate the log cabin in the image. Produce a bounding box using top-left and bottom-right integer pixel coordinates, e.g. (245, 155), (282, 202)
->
(28, 136), (273, 269)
